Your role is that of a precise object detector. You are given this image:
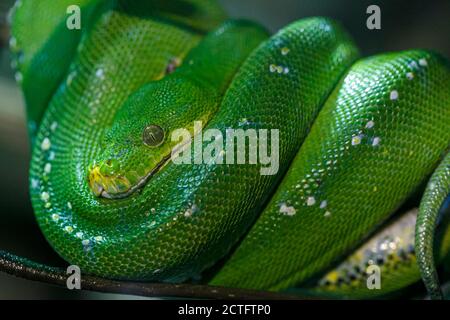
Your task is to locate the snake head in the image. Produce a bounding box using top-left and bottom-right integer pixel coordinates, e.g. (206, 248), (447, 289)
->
(88, 78), (213, 199)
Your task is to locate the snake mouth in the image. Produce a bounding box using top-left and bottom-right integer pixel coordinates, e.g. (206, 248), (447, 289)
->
(88, 154), (172, 199)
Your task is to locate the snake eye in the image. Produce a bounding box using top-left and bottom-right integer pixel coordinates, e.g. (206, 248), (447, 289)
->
(143, 125), (165, 147)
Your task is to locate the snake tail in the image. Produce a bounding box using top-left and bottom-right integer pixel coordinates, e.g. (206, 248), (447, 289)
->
(416, 152), (450, 299)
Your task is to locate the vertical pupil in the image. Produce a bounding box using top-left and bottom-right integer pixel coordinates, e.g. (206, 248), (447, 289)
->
(143, 125), (164, 147)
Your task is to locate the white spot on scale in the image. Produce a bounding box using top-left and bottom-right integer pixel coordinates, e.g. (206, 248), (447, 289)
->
(320, 200), (328, 209)
(372, 137), (381, 147)
(50, 122), (58, 132)
(276, 66), (284, 74)
(48, 151), (56, 161)
(64, 226), (74, 233)
(390, 90), (399, 101)
(419, 58), (428, 67)
(44, 163), (51, 174)
(184, 204), (198, 218)
(406, 72), (414, 80)
(306, 197), (316, 206)
(31, 178), (39, 189)
(365, 121), (375, 129)
(66, 71), (76, 86)
(96, 68), (105, 79)
(76, 232), (83, 239)
(41, 192), (50, 202)
(41, 138), (51, 151)
(351, 135), (362, 146)
(51, 214), (59, 222)
(279, 203), (296, 216)
(324, 211), (331, 218)
(67, 202), (72, 210)
(270, 64), (288, 74)
(281, 47), (290, 56)
(94, 236), (103, 242)
(9, 37), (17, 50)
(82, 239), (90, 246)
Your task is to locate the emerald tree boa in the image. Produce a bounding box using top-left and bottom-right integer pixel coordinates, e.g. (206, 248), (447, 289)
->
(6, 0), (450, 299)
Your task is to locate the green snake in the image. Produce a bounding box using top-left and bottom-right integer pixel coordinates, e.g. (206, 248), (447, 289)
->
(9, 0), (450, 299)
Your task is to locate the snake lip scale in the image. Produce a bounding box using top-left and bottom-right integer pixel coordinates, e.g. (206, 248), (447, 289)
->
(91, 153), (173, 200)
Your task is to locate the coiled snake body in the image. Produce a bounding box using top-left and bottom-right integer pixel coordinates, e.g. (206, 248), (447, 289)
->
(9, 0), (450, 299)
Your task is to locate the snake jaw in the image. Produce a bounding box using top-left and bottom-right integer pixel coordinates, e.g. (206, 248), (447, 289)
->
(88, 153), (172, 199)
(88, 165), (132, 198)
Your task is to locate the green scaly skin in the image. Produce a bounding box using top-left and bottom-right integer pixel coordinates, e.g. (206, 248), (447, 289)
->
(10, 0), (227, 139)
(9, 0), (105, 140)
(10, 0), (450, 298)
(211, 51), (450, 291)
(416, 153), (450, 299)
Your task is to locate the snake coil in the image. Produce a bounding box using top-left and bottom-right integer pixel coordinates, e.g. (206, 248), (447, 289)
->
(5, 0), (450, 299)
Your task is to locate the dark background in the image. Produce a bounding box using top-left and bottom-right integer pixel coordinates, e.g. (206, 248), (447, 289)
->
(0, 0), (449, 299)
